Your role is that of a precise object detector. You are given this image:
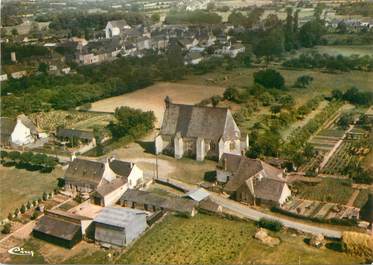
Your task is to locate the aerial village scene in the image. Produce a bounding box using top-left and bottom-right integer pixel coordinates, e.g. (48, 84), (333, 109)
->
(0, 0), (372, 263)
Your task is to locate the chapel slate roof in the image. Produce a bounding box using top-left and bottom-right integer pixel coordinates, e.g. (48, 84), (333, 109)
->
(160, 103), (239, 141)
(33, 215), (81, 241)
(56, 128), (94, 140)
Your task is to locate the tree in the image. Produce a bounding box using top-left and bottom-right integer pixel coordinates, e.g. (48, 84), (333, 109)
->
(2, 223), (11, 234)
(8, 151), (20, 163)
(294, 75), (314, 88)
(38, 62), (48, 74)
(8, 212), (13, 221)
(332, 89), (343, 100)
(270, 104), (282, 115)
(298, 20), (326, 48)
(151, 13), (160, 23)
(253, 29), (285, 59)
(254, 69), (285, 89)
(11, 28), (18, 36)
(42, 192), (48, 201)
(279, 95), (295, 109)
(20, 204), (26, 214)
(223, 87), (240, 102)
(14, 208), (19, 216)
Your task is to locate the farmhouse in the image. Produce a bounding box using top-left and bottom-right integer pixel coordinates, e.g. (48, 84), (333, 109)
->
(105, 19), (131, 39)
(120, 189), (197, 217)
(94, 207), (148, 247)
(56, 127), (96, 145)
(217, 153), (291, 206)
(155, 97), (248, 161)
(64, 157), (143, 205)
(33, 209), (93, 249)
(0, 114), (39, 146)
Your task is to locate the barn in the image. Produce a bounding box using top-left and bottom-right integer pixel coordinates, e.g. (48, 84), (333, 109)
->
(94, 207), (148, 247)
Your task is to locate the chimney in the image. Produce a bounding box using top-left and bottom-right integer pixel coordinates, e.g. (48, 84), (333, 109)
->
(11, 52), (16, 62)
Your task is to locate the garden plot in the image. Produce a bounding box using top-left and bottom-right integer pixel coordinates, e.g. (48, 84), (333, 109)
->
(281, 198), (359, 221)
(309, 129), (345, 152)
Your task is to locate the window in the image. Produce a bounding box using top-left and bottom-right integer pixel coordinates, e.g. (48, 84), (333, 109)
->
(229, 141), (235, 151)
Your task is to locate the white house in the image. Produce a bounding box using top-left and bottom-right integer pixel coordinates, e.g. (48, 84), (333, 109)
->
(10, 114), (39, 145)
(64, 157), (144, 206)
(11, 70), (27, 79)
(105, 20), (131, 39)
(0, 74), (8, 81)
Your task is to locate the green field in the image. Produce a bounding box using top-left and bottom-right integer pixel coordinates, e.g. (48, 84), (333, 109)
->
(0, 165), (63, 219)
(298, 45), (373, 57)
(293, 178), (354, 205)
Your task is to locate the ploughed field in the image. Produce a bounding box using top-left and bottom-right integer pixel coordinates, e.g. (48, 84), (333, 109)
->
(89, 82), (225, 127)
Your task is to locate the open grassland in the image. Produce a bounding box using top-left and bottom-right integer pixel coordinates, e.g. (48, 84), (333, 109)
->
(293, 178), (354, 205)
(0, 166), (63, 219)
(90, 82), (225, 127)
(180, 67), (373, 106)
(298, 45), (373, 57)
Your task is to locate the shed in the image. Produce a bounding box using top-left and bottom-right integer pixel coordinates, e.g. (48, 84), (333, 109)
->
(33, 210), (92, 248)
(94, 207), (147, 247)
(184, 188), (210, 202)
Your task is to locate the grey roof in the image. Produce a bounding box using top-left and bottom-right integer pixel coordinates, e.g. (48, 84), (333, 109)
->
(17, 114), (38, 134)
(33, 215), (81, 240)
(46, 209), (92, 221)
(94, 177), (127, 197)
(64, 158), (134, 188)
(56, 128), (94, 140)
(109, 160), (133, 177)
(83, 37), (122, 55)
(252, 177), (287, 203)
(160, 103), (239, 141)
(121, 190), (196, 214)
(109, 19), (129, 29)
(220, 153), (284, 192)
(0, 117), (16, 144)
(198, 198), (222, 213)
(65, 158), (106, 187)
(185, 188), (210, 202)
(94, 207), (146, 229)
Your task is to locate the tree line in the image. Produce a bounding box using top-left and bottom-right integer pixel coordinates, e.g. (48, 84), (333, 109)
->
(0, 151), (58, 172)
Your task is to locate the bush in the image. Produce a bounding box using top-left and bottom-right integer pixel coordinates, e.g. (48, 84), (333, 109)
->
(2, 223), (11, 234)
(223, 87), (240, 103)
(253, 69), (285, 89)
(20, 204), (26, 214)
(257, 217), (283, 232)
(42, 192), (48, 201)
(30, 211), (40, 220)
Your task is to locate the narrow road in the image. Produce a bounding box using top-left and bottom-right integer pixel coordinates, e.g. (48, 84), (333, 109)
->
(156, 176), (342, 238)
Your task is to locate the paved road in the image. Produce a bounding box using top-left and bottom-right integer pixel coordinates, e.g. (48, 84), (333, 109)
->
(156, 177), (342, 238)
(209, 194), (342, 239)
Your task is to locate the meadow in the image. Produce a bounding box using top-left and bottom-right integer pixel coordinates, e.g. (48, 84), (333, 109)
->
(0, 165), (63, 219)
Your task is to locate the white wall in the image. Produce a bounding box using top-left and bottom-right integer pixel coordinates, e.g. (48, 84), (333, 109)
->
(11, 120), (34, 145)
(278, 184), (291, 205)
(128, 165), (143, 188)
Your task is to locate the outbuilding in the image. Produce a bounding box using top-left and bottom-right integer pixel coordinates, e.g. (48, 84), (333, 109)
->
(94, 207), (147, 247)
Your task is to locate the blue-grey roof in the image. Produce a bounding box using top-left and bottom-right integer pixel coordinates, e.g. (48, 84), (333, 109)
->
(94, 207), (146, 229)
(185, 188), (209, 202)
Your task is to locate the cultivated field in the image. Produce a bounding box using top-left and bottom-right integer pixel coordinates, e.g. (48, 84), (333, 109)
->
(293, 178), (354, 205)
(89, 82), (225, 127)
(57, 214), (363, 265)
(0, 166), (64, 219)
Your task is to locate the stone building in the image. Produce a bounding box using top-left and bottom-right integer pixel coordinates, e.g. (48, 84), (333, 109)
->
(217, 153), (291, 206)
(155, 97), (248, 161)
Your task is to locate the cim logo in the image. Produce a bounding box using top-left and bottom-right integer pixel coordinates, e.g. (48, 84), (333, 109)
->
(8, 247), (34, 256)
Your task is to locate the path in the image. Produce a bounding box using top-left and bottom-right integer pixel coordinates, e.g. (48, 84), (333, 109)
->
(156, 176), (342, 238)
(346, 189), (360, 207)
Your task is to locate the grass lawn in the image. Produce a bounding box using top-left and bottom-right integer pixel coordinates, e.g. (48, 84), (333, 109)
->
(292, 178), (354, 205)
(0, 165), (63, 219)
(297, 45), (373, 57)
